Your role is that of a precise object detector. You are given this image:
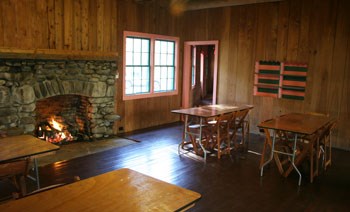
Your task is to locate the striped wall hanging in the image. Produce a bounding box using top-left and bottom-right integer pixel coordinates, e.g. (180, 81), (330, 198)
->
(253, 61), (308, 100)
(254, 61), (281, 98)
(281, 62), (308, 100)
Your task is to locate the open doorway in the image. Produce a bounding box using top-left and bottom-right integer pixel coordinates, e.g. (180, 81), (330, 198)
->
(182, 40), (219, 108)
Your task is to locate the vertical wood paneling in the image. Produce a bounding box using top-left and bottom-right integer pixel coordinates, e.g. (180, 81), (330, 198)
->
(297, 0), (312, 61)
(35, 0), (48, 48)
(96, 0), (104, 50)
(16, 1), (30, 48)
(286, 0), (301, 61)
(110, 0), (117, 51)
(2, 0), (17, 47)
(88, 0), (97, 50)
(235, 5), (257, 104)
(102, 0), (111, 51)
(226, 7), (239, 102)
(63, 0), (73, 49)
(0, 2), (4, 46)
(336, 0), (350, 149)
(54, 0), (64, 49)
(47, 0), (56, 48)
(81, 0), (89, 50)
(73, 0), (82, 50)
(275, 0), (289, 61)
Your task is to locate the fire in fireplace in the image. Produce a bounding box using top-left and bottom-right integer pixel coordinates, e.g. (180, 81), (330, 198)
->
(35, 95), (92, 144)
(37, 116), (74, 144)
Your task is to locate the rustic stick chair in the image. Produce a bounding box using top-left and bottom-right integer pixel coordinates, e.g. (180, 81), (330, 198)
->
(210, 113), (233, 159)
(317, 120), (336, 171)
(230, 109), (250, 152)
(185, 116), (212, 155)
(0, 158), (31, 198)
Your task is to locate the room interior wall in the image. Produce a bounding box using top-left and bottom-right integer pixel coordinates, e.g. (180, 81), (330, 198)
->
(0, 0), (349, 150)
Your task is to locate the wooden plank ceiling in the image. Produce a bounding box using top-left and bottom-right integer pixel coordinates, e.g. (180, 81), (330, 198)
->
(136, 0), (284, 11)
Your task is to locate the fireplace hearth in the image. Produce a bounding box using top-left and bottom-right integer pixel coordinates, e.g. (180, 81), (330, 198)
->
(0, 58), (120, 140)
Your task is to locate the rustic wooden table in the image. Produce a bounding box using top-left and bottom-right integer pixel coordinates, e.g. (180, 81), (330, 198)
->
(0, 168), (201, 211)
(0, 135), (60, 189)
(258, 113), (333, 185)
(172, 104), (254, 161)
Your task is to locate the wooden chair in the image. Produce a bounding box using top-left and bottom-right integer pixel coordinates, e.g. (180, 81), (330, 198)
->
(317, 120), (336, 171)
(185, 116), (212, 155)
(210, 113), (233, 159)
(0, 158), (31, 198)
(230, 109), (250, 152)
(295, 119), (336, 182)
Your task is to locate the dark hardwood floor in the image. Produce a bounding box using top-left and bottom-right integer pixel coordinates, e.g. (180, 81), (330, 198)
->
(1, 122), (350, 211)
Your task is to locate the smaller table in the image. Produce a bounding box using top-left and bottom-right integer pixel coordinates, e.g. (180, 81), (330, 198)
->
(172, 104), (253, 161)
(258, 113), (333, 185)
(0, 135), (60, 189)
(0, 168), (201, 211)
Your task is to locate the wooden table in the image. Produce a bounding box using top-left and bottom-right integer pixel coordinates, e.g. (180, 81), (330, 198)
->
(0, 168), (201, 212)
(258, 113), (333, 185)
(172, 104), (254, 161)
(0, 135), (60, 189)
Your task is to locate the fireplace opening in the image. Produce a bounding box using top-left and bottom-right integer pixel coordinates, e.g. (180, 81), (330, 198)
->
(35, 95), (92, 144)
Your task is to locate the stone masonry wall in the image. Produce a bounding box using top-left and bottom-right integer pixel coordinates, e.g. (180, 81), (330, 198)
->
(0, 59), (120, 139)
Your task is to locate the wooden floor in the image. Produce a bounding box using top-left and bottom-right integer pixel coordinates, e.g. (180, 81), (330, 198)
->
(1, 122), (350, 211)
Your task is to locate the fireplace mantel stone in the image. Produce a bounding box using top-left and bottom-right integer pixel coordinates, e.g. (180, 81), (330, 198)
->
(0, 58), (119, 139)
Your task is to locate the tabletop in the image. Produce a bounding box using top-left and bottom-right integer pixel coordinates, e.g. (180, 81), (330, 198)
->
(0, 135), (60, 162)
(258, 113), (333, 135)
(171, 104), (254, 118)
(0, 168), (201, 212)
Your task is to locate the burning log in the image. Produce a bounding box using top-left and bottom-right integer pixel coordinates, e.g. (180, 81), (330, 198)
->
(36, 119), (74, 144)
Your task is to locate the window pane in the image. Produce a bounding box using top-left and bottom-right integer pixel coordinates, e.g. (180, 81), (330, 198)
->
(167, 54), (174, 65)
(154, 53), (160, 65)
(142, 39), (149, 53)
(167, 67), (174, 79)
(167, 42), (174, 53)
(133, 53), (141, 65)
(167, 79), (174, 90)
(126, 38), (133, 52)
(126, 52), (133, 65)
(160, 53), (167, 66)
(133, 39), (141, 52)
(161, 41), (167, 53)
(142, 53), (149, 65)
(154, 67), (160, 81)
(142, 67), (150, 80)
(160, 79), (167, 91)
(125, 67), (133, 80)
(155, 41), (160, 54)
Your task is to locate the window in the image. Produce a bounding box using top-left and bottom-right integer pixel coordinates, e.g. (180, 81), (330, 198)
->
(191, 46), (196, 87)
(123, 31), (179, 100)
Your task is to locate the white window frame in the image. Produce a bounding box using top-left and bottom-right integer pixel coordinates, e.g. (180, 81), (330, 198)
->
(123, 31), (179, 100)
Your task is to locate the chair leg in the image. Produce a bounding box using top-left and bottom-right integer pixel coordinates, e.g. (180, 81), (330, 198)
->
(19, 175), (27, 196)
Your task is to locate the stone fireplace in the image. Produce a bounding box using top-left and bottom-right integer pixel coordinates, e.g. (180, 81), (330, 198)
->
(0, 58), (120, 141)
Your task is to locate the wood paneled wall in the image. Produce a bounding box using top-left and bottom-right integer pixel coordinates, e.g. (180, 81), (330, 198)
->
(180, 0), (350, 150)
(1, 0), (349, 149)
(0, 0), (117, 51)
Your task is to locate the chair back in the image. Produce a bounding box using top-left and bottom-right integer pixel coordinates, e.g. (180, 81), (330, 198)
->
(0, 158), (30, 178)
(233, 109), (250, 129)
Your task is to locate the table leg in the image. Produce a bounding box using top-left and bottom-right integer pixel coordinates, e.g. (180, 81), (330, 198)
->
(34, 158), (40, 189)
(28, 158), (41, 189)
(290, 134), (302, 186)
(178, 115), (189, 155)
(198, 117), (206, 161)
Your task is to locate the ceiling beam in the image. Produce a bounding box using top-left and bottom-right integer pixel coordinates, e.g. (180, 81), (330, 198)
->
(184, 0), (284, 11)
